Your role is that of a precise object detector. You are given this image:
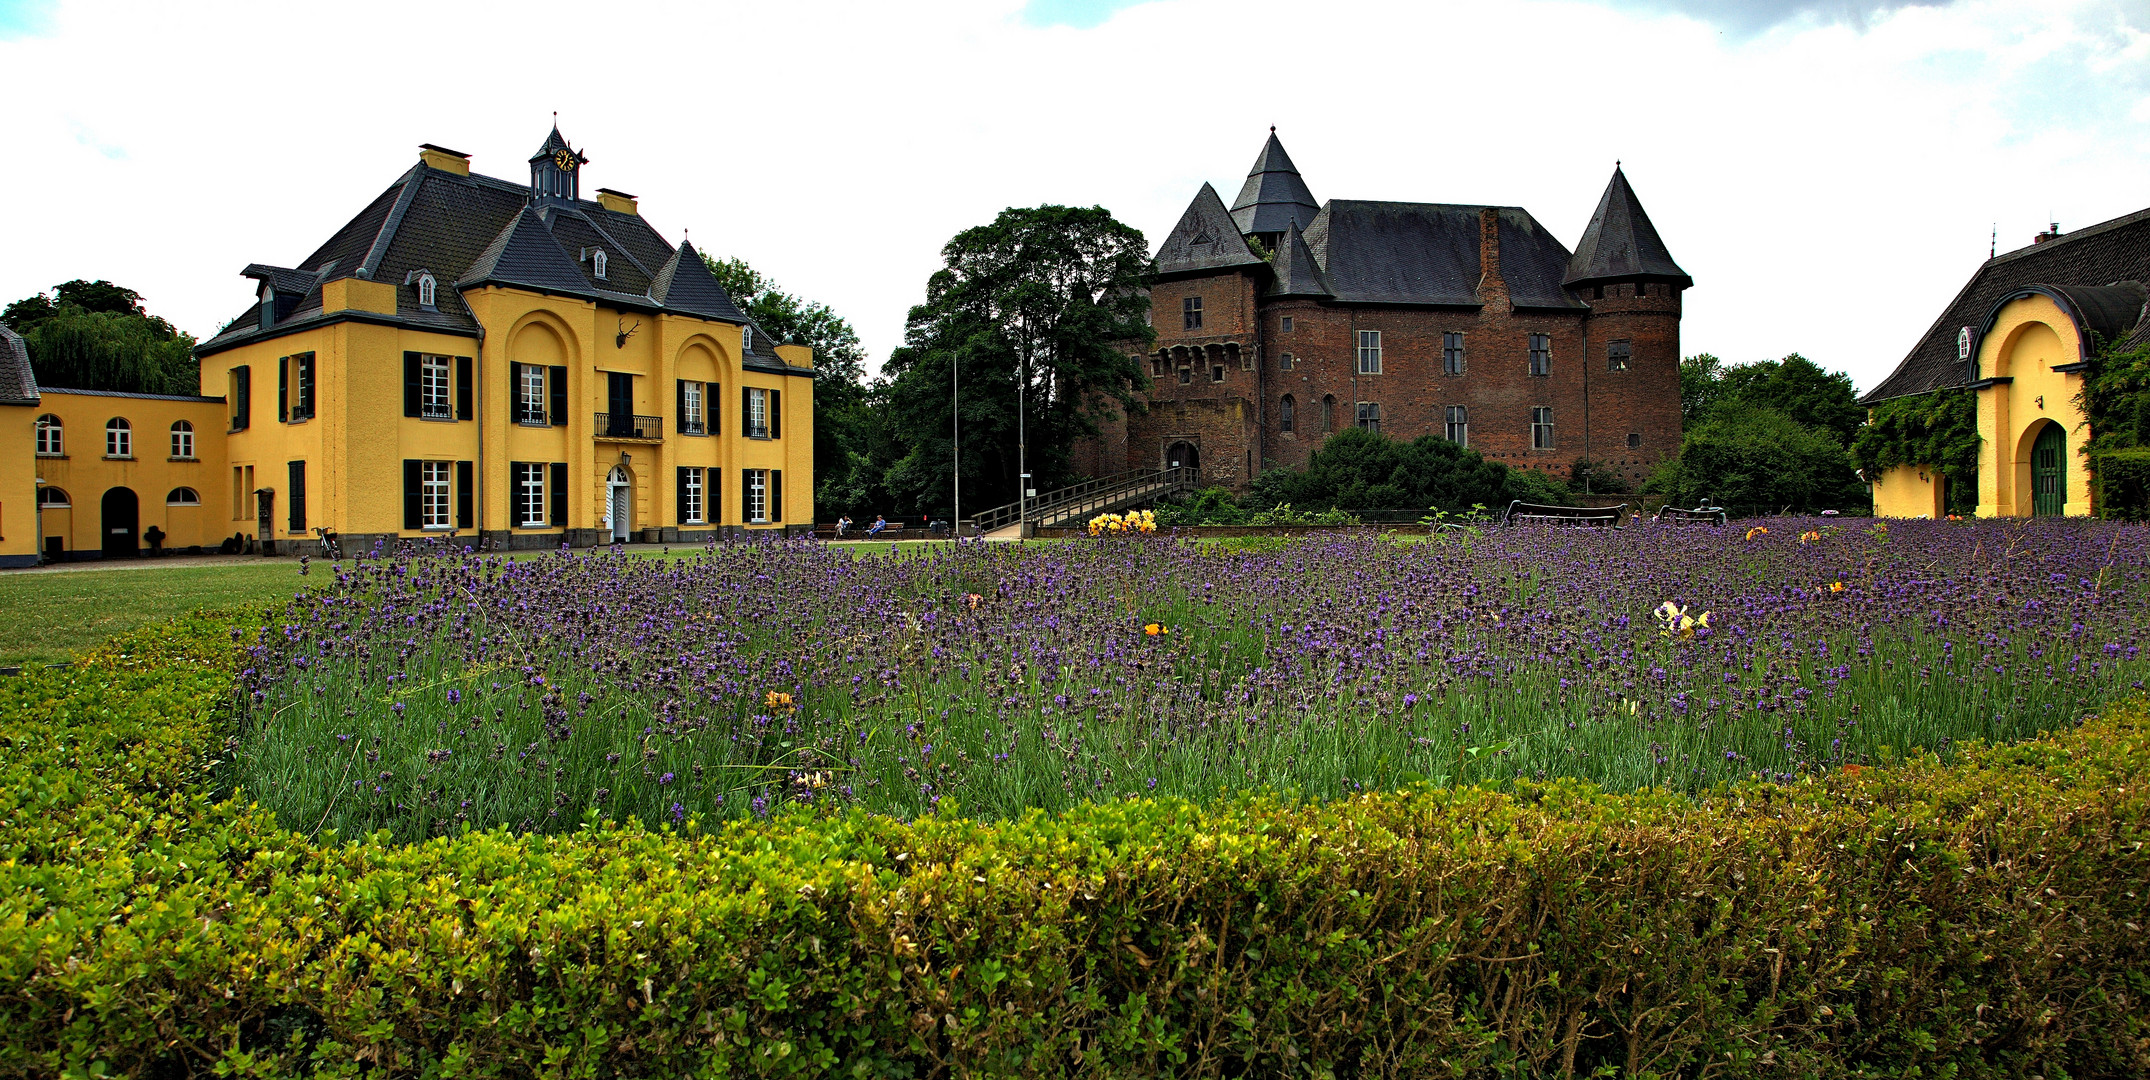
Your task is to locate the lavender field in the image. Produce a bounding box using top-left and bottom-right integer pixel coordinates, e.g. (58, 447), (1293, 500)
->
(235, 519), (2150, 841)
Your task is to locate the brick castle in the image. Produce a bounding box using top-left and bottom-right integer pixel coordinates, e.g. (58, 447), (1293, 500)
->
(1076, 131), (1690, 493)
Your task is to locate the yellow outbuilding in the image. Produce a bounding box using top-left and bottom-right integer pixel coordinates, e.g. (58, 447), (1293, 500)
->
(1860, 210), (2150, 518)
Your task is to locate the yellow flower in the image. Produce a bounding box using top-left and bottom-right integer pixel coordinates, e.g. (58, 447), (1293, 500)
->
(1799, 530), (1821, 544)
(765, 690), (796, 713)
(1143, 622), (1169, 636)
(1653, 601), (1711, 641)
(1744, 526), (1769, 541)
(1828, 581), (1845, 593)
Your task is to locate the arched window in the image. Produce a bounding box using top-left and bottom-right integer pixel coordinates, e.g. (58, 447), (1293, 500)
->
(34, 414), (61, 456)
(1279, 395), (1295, 433)
(105, 417), (132, 458)
(592, 250), (608, 280)
(166, 487), (200, 506)
(170, 420), (195, 459)
(417, 273), (437, 309)
(37, 486), (69, 507)
(1321, 395), (1336, 433)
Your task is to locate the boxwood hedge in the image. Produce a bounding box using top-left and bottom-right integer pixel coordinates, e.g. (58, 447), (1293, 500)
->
(2, 615), (2147, 1078)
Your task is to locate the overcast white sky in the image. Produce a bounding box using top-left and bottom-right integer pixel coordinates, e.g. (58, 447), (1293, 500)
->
(1, 0), (2145, 392)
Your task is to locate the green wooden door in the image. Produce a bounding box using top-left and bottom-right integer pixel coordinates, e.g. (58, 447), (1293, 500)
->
(2032, 424), (2066, 516)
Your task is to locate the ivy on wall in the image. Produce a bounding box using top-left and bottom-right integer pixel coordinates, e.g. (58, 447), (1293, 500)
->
(2081, 339), (2150, 518)
(1851, 387), (1981, 483)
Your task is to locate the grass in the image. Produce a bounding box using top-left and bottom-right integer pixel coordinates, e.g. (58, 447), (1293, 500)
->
(0, 561), (320, 667)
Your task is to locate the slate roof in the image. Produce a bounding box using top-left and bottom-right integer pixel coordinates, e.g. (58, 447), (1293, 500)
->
(1564, 166), (1691, 288)
(1860, 206), (2150, 403)
(1267, 220), (1331, 298)
(0, 324), (39, 406)
(1154, 183), (1267, 277)
(201, 130), (751, 357)
(1303, 201), (1585, 310)
(1230, 132), (1321, 238)
(651, 241), (748, 323)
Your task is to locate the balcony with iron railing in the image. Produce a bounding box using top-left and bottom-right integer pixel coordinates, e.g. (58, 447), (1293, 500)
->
(594, 412), (664, 441)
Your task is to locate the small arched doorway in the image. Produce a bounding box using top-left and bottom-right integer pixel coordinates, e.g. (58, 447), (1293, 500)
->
(605, 465), (633, 541)
(2031, 423), (2066, 516)
(101, 487), (139, 557)
(1166, 441), (1199, 475)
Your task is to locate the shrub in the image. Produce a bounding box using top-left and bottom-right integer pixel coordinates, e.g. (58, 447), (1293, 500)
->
(5, 613), (2150, 1078)
(1850, 387), (1981, 513)
(2092, 445), (2150, 520)
(1153, 486), (1247, 527)
(1249, 427), (1568, 514)
(1647, 406), (1866, 514)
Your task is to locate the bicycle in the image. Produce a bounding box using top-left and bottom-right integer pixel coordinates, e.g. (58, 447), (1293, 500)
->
(312, 527), (342, 560)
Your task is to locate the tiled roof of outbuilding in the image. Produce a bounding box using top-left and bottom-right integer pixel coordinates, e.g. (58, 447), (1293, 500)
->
(1860, 206), (2150, 403)
(0, 324), (39, 406)
(1303, 201), (1584, 310)
(200, 133), (748, 357)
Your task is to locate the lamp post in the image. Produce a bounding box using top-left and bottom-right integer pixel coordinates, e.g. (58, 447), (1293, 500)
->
(1017, 346), (1028, 538)
(952, 353), (960, 534)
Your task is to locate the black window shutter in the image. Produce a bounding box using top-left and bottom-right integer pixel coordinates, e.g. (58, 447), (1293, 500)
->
(743, 385), (752, 436)
(771, 469), (783, 523)
(403, 353), (421, 417)
(403, 460), (421, 529)
(677, 467), (690, 524)
(288, 461), (306, 533)
(676, 380), (688, 433)
(549, 366), (568, 426)
(233, 366), (250, 430)
(711, 383), (719, 435)
(508, 363), (522, 423)
(709, 469), (720, 525)
(456, 460), (474, 528)
(277, 357), (289, 423)
(742, 469), (751, 522)
(456, 357), (473, 420)
(550, 462), (568, 527)
(770, 389), (781, 439)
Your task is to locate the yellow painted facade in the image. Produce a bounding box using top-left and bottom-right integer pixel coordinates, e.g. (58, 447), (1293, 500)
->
(1870, 464), (1945, 519)
(29, 390), (230, 558)
(0, 407), (38, 566)
(1972, 294), (2093, 517)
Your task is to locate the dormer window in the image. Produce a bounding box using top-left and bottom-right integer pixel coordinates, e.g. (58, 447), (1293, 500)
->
(417, 273), (437, 309)
(592, 250), (608, 281)
(258, 285), (274, 331)
(742, 325), (754, 354)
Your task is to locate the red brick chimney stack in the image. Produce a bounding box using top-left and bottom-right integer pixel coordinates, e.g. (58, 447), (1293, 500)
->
(1477, 207), (1509, 312)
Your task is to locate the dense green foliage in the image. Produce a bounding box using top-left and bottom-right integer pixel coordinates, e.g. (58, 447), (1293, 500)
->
(1247, 427), (1575, 514)
(1849, 386), (1981, 498)
(2081, 341), (2150, 518)
(1656, 353), (1867, 513)
(701, 256), (879, 519)
(4, 615), (2147, 1077)
(879, 205), (1155, 519)
(1, 278), (199, 395)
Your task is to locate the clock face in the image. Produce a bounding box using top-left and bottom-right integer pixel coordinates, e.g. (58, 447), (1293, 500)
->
(553, 149), (577, 172)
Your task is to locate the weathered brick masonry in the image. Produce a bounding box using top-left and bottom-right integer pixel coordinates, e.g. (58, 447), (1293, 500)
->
(1081, 132), (1692, 492)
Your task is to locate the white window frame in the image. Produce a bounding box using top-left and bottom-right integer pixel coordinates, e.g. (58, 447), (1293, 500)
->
(417, 274), (437, 308)
(35, 414), (61, 456)
(38, 486), (69, 508)
(1446, 405), (1469, 446)
(170, 421), (194, 460)
(422, 460), (451, 528)
(742, 325), (753, 354)
(1357, 330), (1382, 375)
(592, 250), (608, 280)
(1532, 407), (1555, 451)
(682, 467), (705, 525)
(747, 387), (771, 439)
(520, 365), (546, 424)
(745, 468), (769, 524)
(105, 418), (132, 459)
(421, 354), (452, 419)
(166, 487), (200, 506)
(516, 463), (546, 527)
(683, 380), (705, 433)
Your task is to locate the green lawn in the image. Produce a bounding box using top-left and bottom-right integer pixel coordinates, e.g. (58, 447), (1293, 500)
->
(0, 563), (320, 667)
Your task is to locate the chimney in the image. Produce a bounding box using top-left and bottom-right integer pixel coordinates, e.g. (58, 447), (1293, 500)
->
(2034, 222), (2061, 244)
(1476, 207), (1509, 310)
(418, 143), (470, 175)
(597, 188), (639, 216)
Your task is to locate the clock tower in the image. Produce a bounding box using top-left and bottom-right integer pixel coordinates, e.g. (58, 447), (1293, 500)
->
(528, 124), (585, 204)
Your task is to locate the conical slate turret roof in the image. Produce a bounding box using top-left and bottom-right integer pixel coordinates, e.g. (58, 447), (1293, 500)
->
(1267, 219), (1331, 298)
(1155, 182), (1266, 276)
(1230, 130), (1321, 237)
(1564, 166), (1690, 288)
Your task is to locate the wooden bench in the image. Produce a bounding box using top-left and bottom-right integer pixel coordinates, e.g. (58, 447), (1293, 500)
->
(1654, 505), (1728, 526)
(1501, 501), (1625, 528)
(814, 520), (908, 540)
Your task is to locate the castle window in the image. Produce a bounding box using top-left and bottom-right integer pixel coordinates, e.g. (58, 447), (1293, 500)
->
(1182, 296), (1203, 331)
(39, 486), (70, 507)
(1355, 402), (1381, 433)
(592, 250), (608, 281)
(1211, 362), (1226, 382)
(1152, 355), (1168, 377)
(1279, 394), (1295, 433)
(105, 417), (132, 459)
(166, 487), (200, 506)
(1281, 316), (1293, 333)
(1531, 407), (1555, 450)
(1529, 333), (1551, 376)
(1178, 365), (1191, 385)
(1446, 405), (1469, 446)
(170, 421), (195, 460)
(1357, 330), (1382, 375)
(1607, 340), (1631, 371)
(1321, 394), (1336, 432)
(1443, 332), (1466, 375)
(1627, 432), (1642, 449)
(1279, 352), (1293, 371)
(34, 414), (61, 456)
(417, 273), (437, 309)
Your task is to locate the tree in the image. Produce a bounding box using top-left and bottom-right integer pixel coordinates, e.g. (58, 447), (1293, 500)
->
(1247, 427), (1572, 513)
(1715, 353), (1863, 444)
(700, 256), (875, 517)
(880, 205), (1155, 518)
(1644, 407), (1866, 514)
(3, 280), (198, 395)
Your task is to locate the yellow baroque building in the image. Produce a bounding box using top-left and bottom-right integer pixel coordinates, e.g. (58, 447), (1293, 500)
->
(5, 125), (812, 566)
(1860, 209), (2149, 518)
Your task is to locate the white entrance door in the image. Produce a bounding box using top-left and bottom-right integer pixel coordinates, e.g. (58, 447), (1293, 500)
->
(607, 466), (630, 541)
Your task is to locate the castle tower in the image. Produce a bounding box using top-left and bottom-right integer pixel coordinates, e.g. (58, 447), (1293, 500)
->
(1564, 165), (1690, 471)
(1229, 128), (1320, 255)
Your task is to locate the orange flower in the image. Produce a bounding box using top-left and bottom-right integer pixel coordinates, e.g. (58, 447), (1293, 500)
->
(1842, 763), (1864, 775)
(1745, 526), (1769, 541)
(1828, 581), (1845, 593)
(1799, 530), (1821, 544)
(764, 690), (796, 713)
(964, 592), (984, 610)
(1143, 623), (1169, 636)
